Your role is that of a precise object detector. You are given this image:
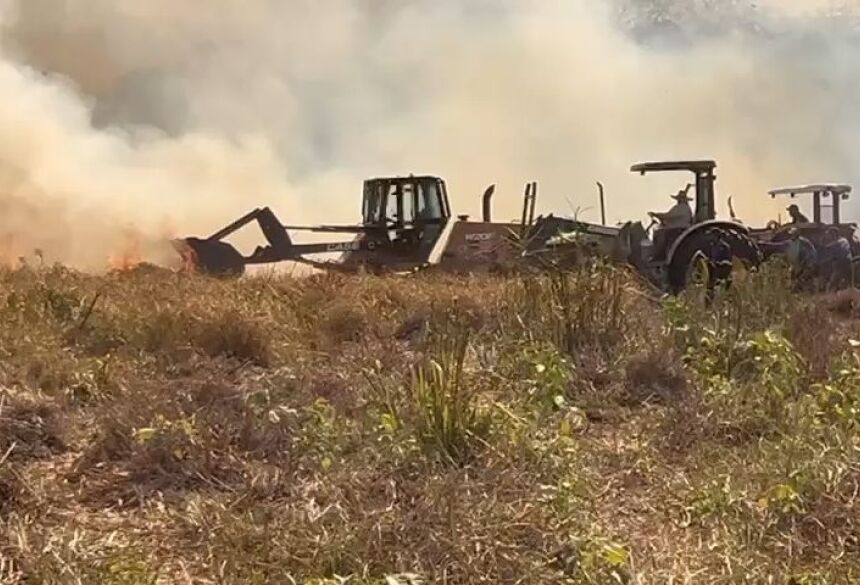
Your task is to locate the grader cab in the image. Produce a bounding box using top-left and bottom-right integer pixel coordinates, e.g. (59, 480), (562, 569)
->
(176, 175), (477, 275)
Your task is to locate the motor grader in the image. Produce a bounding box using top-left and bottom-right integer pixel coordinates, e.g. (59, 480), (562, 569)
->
(174, 175), (619, 277)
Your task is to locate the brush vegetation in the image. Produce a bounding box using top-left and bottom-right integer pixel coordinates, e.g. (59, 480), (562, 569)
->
(1, 260), (860, 583)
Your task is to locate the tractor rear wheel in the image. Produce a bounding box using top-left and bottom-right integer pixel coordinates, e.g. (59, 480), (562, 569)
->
(667, 227), (761, 294)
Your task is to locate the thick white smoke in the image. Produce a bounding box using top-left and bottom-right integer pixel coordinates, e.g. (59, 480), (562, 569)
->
(0, 0), (857, 268)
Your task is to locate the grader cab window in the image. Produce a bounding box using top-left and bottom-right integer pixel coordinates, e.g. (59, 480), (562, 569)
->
(362, 182), (386, 225)
(418, 180), (445, 221)
(400, 183), (416, 224)
(386, 185), (400, 223)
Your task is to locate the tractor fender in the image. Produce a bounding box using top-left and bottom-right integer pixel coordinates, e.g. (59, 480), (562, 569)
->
(666, 220), (751, 266)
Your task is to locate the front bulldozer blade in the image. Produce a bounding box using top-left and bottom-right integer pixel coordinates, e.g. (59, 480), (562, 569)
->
(173, 237), (246, 277)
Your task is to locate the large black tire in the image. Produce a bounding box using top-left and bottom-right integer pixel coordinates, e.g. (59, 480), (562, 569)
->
(667, 227), (761, 294)
(722, 228), (763, 268)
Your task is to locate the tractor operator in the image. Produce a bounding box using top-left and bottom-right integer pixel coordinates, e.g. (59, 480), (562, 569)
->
(649, 184), (693, 261)
(786, 204), (810, 225)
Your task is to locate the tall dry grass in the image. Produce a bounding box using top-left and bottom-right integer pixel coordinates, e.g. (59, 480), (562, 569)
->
(0, 261), (858, 583)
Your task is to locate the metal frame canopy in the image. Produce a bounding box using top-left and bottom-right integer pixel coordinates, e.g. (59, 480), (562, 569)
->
(768, 183), (852, 224)
(630, 160), (717, 223)
(768, 184), (852, 197)
(630, 160), (716, 175)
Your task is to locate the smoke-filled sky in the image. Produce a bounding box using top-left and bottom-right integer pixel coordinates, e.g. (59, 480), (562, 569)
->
(0, 0), (858, 267)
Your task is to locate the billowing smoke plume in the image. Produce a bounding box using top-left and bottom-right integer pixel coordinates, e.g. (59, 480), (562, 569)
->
(0, 0), (857, 268)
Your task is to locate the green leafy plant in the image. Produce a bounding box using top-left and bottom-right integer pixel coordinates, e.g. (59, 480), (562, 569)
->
(569, 537), (633, 584)
(814, 351), (860, 430)
(683, 475), (749, 527)
(520, 342), (573, 410)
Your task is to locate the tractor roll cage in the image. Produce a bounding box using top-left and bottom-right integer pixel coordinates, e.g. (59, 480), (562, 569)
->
(631, 160), (717, 223)
(768, 184), (852, 224)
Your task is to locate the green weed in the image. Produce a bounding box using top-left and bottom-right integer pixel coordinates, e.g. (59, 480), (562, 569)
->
(408, 313), (490, 465)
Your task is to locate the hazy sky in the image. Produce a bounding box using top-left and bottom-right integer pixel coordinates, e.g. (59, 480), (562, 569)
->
(0, 0), (858, 266)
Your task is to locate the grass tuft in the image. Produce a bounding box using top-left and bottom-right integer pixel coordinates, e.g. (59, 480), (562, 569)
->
(193, 310), (272, 366)
(407, 312), (490, 465)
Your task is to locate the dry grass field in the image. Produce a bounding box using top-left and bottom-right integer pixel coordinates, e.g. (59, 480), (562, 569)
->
(1, 261), (860, 583)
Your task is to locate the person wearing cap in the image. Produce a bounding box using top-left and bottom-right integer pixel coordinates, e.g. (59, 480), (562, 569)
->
(787, 204), (810, 225)
(648, 184), (694, 261)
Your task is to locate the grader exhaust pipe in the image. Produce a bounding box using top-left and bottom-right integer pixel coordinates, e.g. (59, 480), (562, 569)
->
(482, 185), (496, 222)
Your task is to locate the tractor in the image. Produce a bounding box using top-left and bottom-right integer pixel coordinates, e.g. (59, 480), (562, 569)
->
(174, 174), (618, 277)
(747, 183), (860, 289)
(537, 160), (762, 293)
(750, 183), (860, 257)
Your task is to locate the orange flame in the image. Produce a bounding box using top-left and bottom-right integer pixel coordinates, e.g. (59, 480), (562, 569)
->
(108, 230), (144, 271)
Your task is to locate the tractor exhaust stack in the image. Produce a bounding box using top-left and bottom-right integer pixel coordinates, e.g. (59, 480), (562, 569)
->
(597, 181), (606, 225)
